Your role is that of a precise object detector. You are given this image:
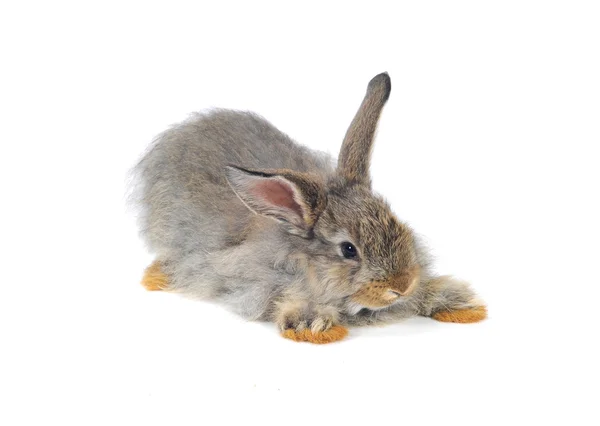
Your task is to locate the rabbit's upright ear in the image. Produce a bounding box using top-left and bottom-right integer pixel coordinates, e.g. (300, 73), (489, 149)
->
(225, 166), (327, 233)
(337, 72), (391, 187)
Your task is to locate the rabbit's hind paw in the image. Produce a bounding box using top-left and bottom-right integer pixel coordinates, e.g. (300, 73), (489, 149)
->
(141, 261), (169, 291)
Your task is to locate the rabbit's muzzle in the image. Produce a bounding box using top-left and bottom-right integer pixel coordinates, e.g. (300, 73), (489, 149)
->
(351, 267), (420, 309)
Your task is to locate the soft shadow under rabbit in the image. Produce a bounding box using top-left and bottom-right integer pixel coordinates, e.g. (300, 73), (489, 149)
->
(132, 73), (486, 344)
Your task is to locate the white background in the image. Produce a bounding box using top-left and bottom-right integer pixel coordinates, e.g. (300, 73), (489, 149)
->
(1, 1), (599, 425)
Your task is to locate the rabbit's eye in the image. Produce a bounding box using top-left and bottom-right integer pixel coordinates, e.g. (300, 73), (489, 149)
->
(341, 242), (358, 259)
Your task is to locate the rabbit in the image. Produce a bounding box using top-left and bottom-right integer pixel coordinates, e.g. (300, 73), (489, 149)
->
(131, 72), (487, 344)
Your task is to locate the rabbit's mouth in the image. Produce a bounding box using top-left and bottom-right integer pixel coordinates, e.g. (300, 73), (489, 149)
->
(347, 268), (420, 312)
(344, 293), (401, 315)
(344, 299), (401, 317)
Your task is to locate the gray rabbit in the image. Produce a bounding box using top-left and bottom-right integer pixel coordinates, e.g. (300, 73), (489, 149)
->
(132, 73), (486, 343)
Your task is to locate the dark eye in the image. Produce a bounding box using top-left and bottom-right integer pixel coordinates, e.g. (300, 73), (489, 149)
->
(340, 242), (358, 259)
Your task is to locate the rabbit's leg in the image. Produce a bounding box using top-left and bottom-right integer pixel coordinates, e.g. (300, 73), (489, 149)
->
(276, 300), (348, 344)
(420, 276), (487, 323)
(141, 260), (170, 291)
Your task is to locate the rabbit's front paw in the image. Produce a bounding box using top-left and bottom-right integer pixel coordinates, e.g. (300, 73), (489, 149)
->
(277, 303), (348, 344)
(432, 306), (487, 323)
(425, 277), (487, 324)
(432, 298), (487, 323)
(281, 323), (349, 344)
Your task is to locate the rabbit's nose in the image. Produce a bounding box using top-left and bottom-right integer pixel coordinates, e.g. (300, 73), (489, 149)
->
(389, 268), (420, 296)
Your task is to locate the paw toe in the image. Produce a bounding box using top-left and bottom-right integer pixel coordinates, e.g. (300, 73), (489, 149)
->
(310, 316), (333, 333)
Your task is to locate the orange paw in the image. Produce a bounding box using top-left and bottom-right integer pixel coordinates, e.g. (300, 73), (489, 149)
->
(141, 261), (169, 291)
(432, 306), (487, 323)
(282, 325), (349, 344)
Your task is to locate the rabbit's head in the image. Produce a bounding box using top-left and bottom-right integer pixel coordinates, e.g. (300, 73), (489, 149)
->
(226, 73), (422, 313)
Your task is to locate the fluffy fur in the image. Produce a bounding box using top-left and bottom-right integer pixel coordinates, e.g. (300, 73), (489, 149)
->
(131, 73), (486, 343)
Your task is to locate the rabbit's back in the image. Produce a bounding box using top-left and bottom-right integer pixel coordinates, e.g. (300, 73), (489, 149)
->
(134, 109), (334, 259)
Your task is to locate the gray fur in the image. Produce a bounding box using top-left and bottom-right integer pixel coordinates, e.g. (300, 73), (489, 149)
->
(131, 73), (484, 331)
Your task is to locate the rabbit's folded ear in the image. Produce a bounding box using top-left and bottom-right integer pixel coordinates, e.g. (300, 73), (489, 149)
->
(225, 166), (327, 233)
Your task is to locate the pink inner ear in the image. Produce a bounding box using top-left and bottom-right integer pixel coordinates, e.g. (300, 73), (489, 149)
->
(250, 179), (303, 218)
